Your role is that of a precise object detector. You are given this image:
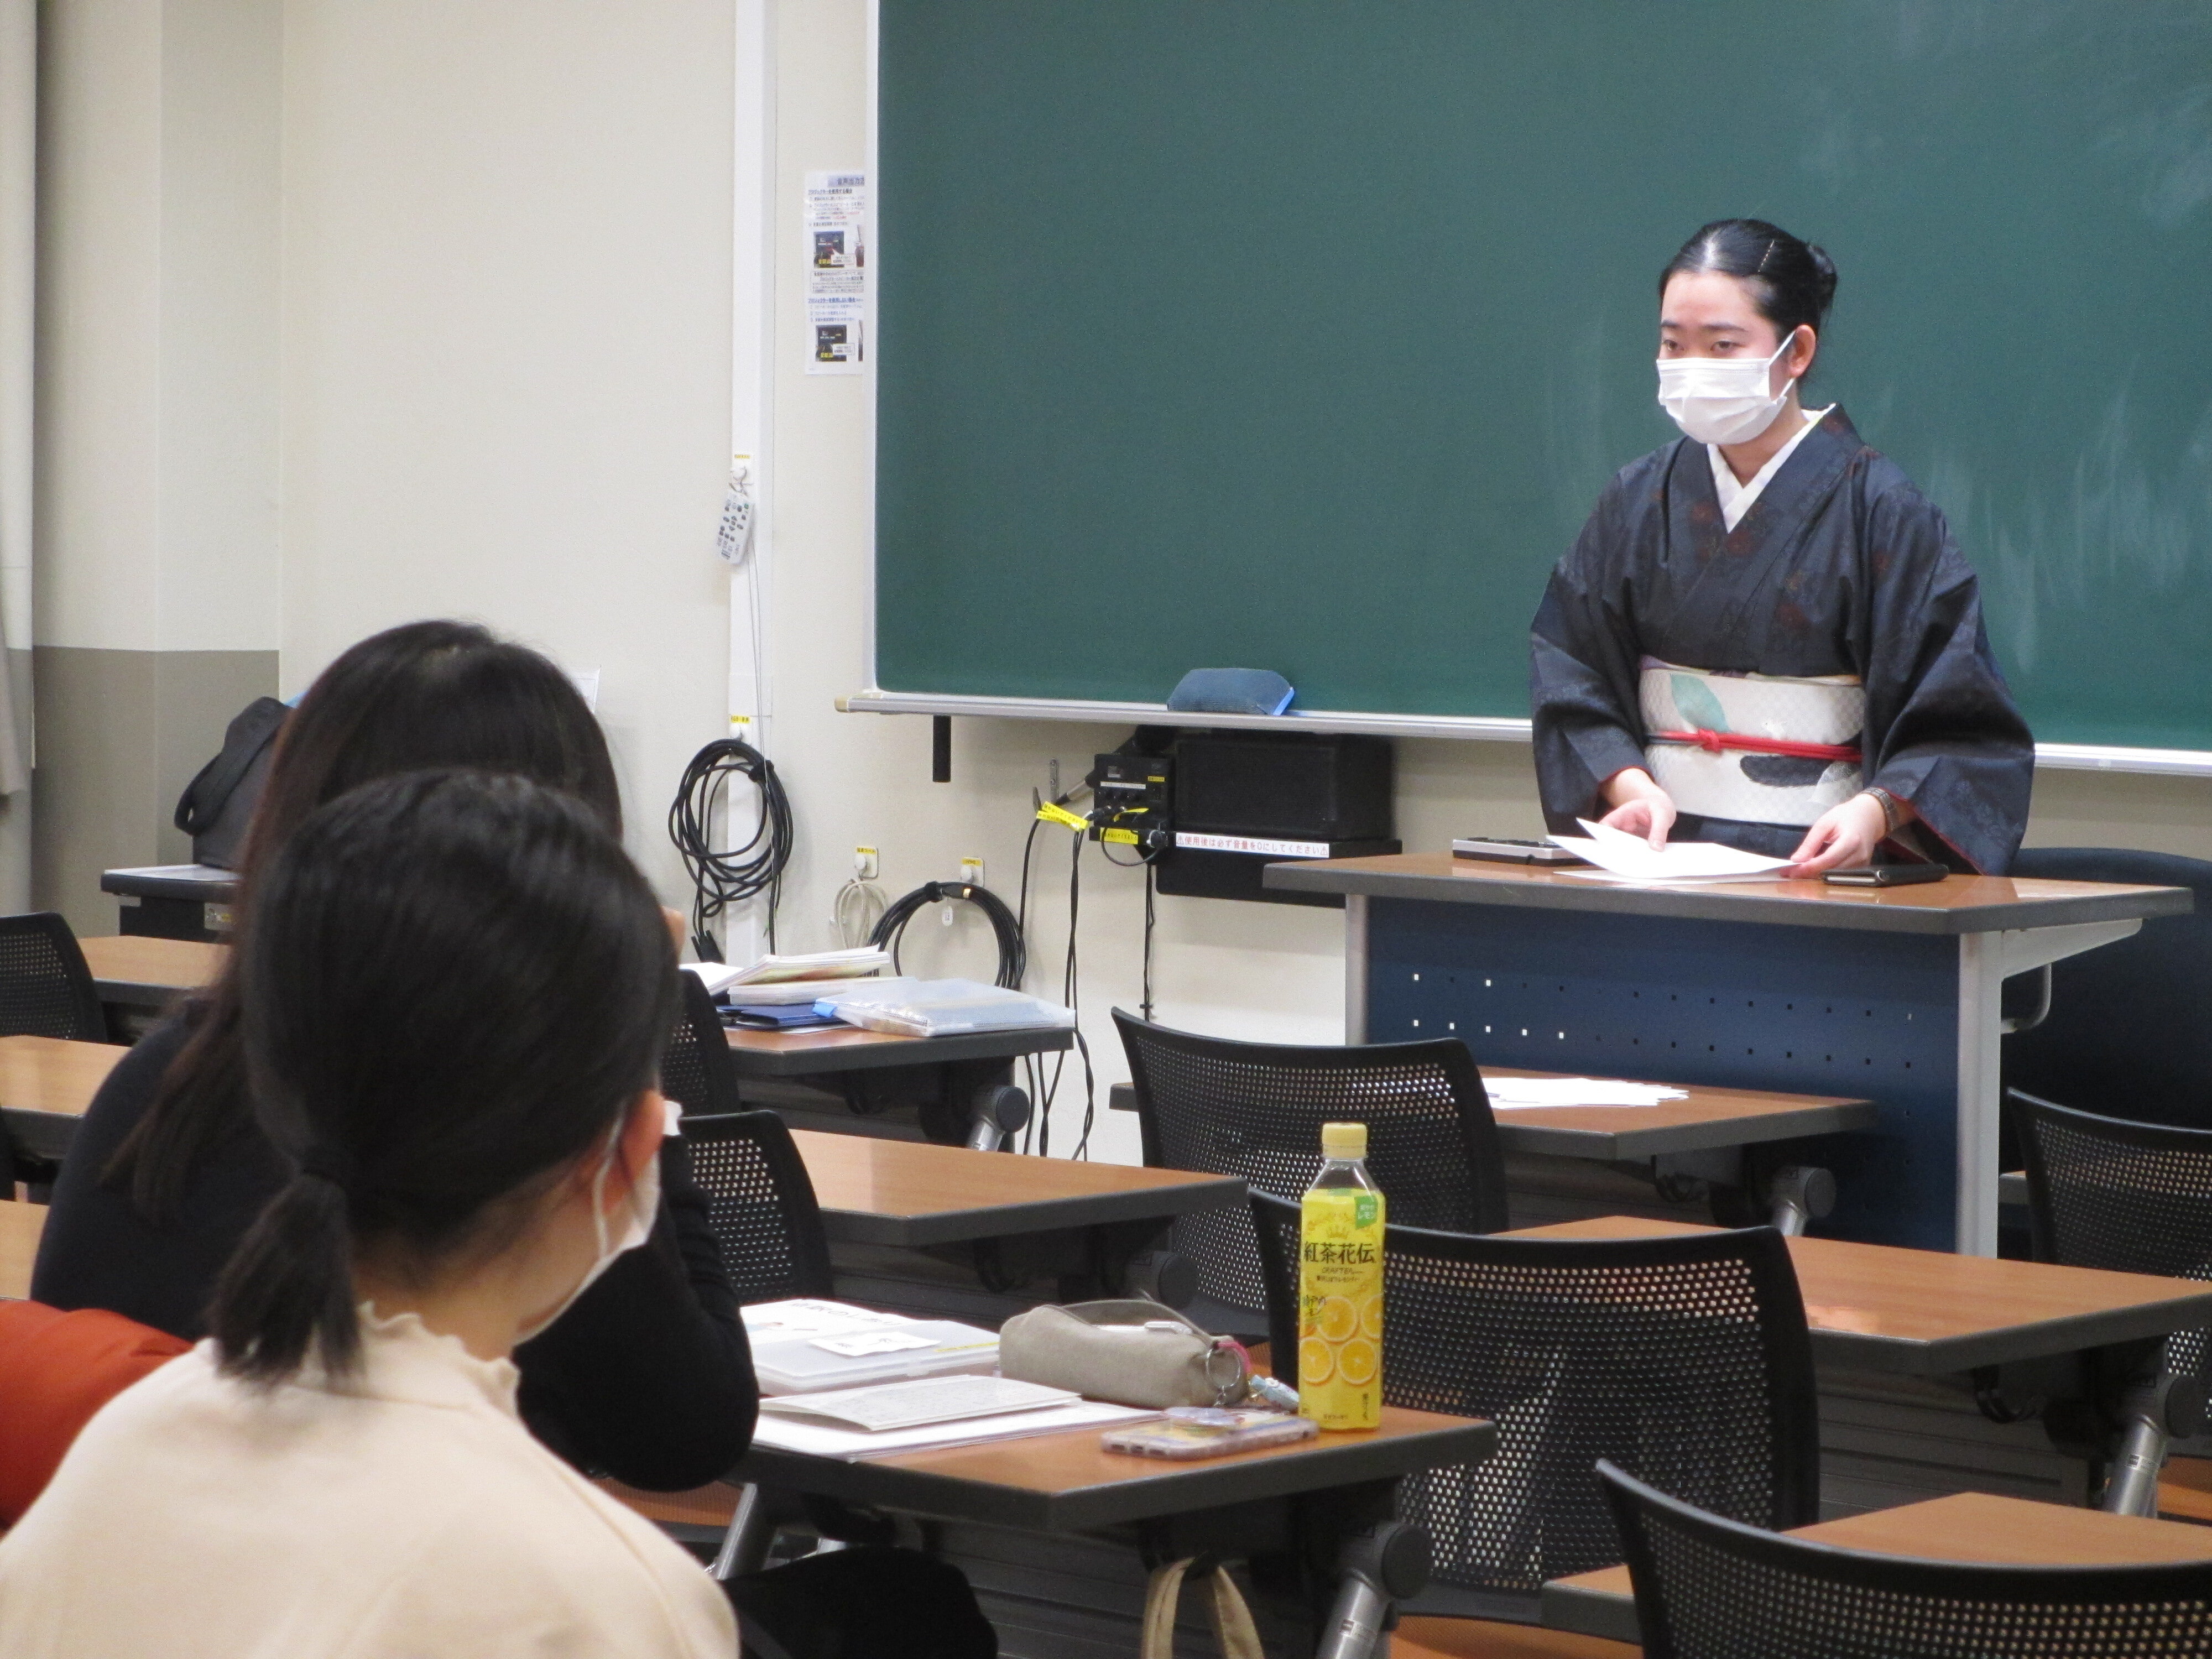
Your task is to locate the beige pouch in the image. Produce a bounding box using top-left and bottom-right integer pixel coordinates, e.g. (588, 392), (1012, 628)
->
(997, 1299), (1250, 1409)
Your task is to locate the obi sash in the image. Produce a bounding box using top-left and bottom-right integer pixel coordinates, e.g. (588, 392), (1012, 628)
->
(1639, 659), (1865, 828)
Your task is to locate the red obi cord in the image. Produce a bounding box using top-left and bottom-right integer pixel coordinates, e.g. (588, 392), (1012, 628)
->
(1649, 728), (1861, 762)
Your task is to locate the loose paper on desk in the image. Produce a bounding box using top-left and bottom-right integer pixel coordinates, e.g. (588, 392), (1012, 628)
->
(1484, 1076), (1690, 1110)
(684, 946), (892, 1001)
(1547, 820), (1794, 884)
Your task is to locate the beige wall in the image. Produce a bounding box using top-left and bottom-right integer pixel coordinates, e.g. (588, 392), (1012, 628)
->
(32, 0), (2212, 1162)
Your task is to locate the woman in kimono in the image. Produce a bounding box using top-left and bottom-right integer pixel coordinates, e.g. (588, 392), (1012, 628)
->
(1529, 220), (2033, 874)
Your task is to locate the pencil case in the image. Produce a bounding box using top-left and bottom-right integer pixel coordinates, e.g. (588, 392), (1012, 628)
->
(997, 1299), (1251, 1410)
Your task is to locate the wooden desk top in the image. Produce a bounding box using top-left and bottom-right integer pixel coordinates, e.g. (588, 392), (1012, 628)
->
(0, 1036), (125, 1163)
(791, 1129), (1245, 1248)
(1511, 1217), (2212, 1374)
(1543, 1491), (2212, 1645)
(1265, 852), (2191, 937)
(0, 1199), (46, 1300)
(738, 1403), (1494, 1533)
(725, 1021), (1074, 1077)
(80, 935), (224, 1006)
(1109, 1073), (1879, 1161)
(1485, 1070), (1876, 1161)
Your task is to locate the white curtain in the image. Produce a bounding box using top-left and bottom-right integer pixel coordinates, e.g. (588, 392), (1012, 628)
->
(0, 0), (32, 911)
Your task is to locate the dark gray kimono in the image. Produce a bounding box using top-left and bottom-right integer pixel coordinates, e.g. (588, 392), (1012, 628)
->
(1529, 408), (2033, 872)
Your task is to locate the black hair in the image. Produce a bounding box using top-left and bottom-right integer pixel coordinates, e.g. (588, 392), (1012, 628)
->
(114, 619), (623, 1219)
(209, 769), (676, 1385)
(1660, 218), (1838, 345)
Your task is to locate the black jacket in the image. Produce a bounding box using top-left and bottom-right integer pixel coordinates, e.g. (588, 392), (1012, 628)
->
(32, 1017), (758, 1491)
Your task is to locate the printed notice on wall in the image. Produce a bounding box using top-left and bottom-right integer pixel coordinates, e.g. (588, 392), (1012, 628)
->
(805, 171), (866, 374)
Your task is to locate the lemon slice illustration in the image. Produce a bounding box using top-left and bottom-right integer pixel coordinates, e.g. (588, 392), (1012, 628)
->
(1359, 1293), (1385, 1340)
(1337, 1337), (1379, 1386)
(1317, 1295), (1359, 1343)
(1298, 1337), (1335, 1384)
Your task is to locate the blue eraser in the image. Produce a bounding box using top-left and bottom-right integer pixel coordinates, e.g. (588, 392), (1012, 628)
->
(1166, 669), (1295, 717)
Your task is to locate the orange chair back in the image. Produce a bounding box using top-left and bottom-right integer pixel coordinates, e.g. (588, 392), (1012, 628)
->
(0, 1300), (191, 1525)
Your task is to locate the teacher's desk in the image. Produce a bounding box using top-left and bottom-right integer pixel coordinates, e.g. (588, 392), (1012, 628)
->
(1269, 854), (2187, 1254)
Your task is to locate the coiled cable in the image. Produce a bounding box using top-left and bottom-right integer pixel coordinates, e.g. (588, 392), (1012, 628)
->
(869, 880), (1025, 989)
(668, 738), (793, 959)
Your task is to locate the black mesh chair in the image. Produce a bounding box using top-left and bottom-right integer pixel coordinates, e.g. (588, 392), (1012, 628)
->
(661, 969), (743, 1119)
(0, 914), (108, 1042)
(1116, 1010), (1507, 1340)
(680, 1109), (833, 1303)
(2017, 1088), (2212, 1513)
(1251, 1192), (1817, 1620)
(2004, 849), (2212, 1131)
(1598, 1460), (2212, 1659)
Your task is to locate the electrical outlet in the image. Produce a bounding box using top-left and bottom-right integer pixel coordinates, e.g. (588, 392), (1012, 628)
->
(959, 855), (985, 890)
(854, 846), (879, 881)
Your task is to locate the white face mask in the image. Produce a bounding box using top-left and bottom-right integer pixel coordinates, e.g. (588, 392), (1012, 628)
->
(1655, 330), (1800, 446)
(517, 1114), (661, 1345)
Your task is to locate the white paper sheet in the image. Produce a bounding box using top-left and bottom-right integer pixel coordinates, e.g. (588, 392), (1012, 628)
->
(1483, 1076), (1691, 1109)
(1547, 820), (1794, 884)
(749, 1398), (1160, 1461)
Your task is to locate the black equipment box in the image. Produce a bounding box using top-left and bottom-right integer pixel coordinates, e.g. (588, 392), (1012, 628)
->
(1153, 732), (1398, 907)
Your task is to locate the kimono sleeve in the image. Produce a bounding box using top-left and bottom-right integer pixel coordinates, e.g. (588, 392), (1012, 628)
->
(1530, 475), (1651, 828)
(1858, 487), (2035, 873)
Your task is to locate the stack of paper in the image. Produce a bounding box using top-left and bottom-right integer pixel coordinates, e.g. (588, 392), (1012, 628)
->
(1484, 1076), (1691, 1110)
(749, 1374), (1159, 1462)
(683, 946), (893, 1003)
(741, 1299), (1000, 1395)
(1546, 820), (1793, 885)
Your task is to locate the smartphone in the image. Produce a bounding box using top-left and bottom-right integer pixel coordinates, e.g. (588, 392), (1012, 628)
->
(1453, 837), (1586, 865)
(1823, 864), (1949, 887)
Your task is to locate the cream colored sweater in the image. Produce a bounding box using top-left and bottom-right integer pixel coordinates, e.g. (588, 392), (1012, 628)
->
(0, 1308), (735, 1657)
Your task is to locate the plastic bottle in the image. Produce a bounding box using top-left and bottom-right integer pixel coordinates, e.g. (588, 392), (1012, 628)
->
(1297, 1120), (1384, 1430)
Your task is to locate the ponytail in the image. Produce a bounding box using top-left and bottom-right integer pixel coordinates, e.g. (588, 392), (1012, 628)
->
(211, 1164), (360, 1384)
(204, 769), (672, 1387)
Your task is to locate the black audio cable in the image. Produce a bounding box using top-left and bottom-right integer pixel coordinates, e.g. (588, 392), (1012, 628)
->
(869, 880), (1026, 989)
(668, 738), (794, 960)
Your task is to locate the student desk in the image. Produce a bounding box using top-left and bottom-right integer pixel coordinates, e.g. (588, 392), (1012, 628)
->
(1520, 1217), (2212, 1516)
(79, 935), (223, 1011)
(787, 1128), (1243, 1322)
(733, 1405), (1494, 1659)
(0, 1037), (126, 1165)
(1112, 1072), (1879, 1231)
(726, 1021), (1074, 1148)
(1268, 854), (2188, 1254)
(100, 863), (237, 942)
(0, 1200), (46, 1299)
(1541, 1490), (2212, 1646)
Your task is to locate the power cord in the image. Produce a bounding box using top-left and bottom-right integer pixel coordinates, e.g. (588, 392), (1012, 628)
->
(668, 738), (793, 961)
(869, 880), (1026, 989)
(831, 848), (887, 947)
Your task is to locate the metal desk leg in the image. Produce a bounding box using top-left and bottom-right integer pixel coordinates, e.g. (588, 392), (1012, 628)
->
(1344, 895), (1368, 1045)
(1959, 920), (2141, 1256)
(711, 1483), (774, 1581)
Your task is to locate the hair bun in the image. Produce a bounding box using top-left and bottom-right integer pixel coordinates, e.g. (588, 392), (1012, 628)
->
(1805, 242), (1839, 304)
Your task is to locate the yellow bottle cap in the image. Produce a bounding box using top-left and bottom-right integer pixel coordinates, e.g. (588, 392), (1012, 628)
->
(1321, 1121), (1367, 1160)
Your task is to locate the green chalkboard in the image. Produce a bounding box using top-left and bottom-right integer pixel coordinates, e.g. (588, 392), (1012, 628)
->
(876, 1), (2212, 752)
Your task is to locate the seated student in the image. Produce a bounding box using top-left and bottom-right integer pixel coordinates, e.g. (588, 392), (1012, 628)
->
(32, 620), (751, 1490)
(0, 773), (996, 1657)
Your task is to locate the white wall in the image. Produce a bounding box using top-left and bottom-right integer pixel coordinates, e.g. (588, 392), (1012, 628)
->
(274, 0), (738, 905)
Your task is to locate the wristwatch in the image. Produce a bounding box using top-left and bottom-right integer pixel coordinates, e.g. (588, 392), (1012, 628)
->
(1862, 786), (1903, 836)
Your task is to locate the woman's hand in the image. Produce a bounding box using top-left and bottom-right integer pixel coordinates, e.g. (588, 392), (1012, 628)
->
(1599, 768), (1678, 850)
(1787, 792), (1906, 875)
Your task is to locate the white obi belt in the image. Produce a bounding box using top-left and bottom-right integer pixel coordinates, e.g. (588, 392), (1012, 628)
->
(1638, 659), (1865, 828)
